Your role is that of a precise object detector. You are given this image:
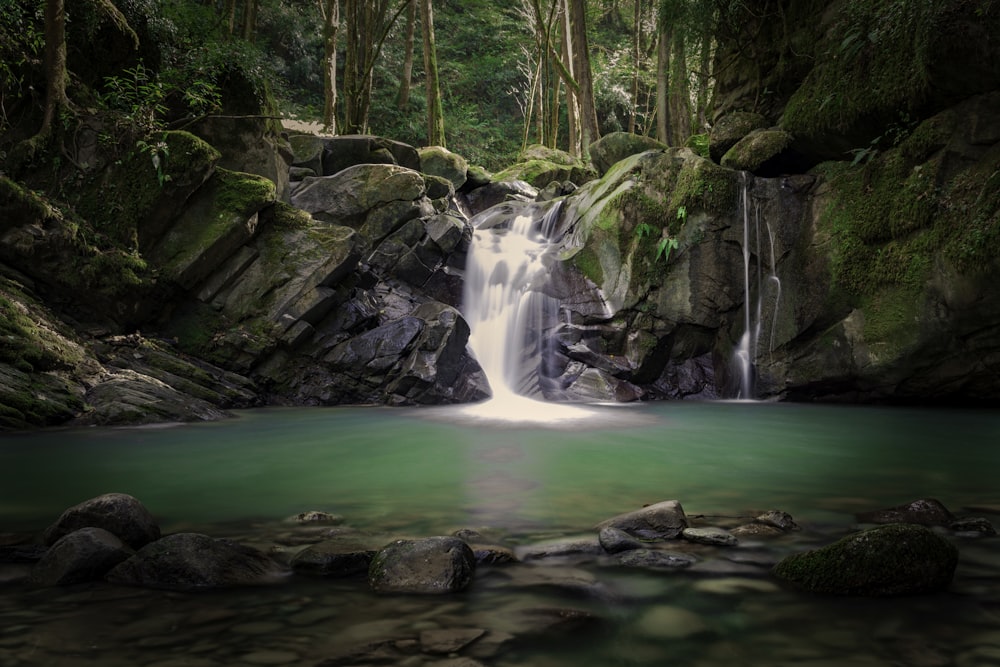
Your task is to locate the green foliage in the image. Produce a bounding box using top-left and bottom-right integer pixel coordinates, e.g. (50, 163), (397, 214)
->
(0, 0), (43, 134)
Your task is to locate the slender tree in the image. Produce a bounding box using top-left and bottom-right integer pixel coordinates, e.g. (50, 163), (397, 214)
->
(421, 0), (445, 146)
(320, 0), (340, 132)
(629, 0), (642, 133)
(569, 0), (599, 157)
(343, 0), (411, 134)
(655, 16), (671, 144)
(396, 0), (416, 109)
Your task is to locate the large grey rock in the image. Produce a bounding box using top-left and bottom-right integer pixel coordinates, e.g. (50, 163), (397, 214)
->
(596, 500), (690, 540)
(290, 164), (426, 227)
(369, 537), (475, 594)
(772, 524), (959, 596)
(32, 527), (133, 586)
(106, 533), (287, 590)
(44, 493), (160, 550)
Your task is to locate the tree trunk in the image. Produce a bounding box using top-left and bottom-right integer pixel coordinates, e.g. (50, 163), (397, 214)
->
(561, 0), (579, 156)
(569, 0), (599, 158)
(695, 21), (712, 132)
(396, 0), (415, 109)
(39, 0), (68, 140)
(421, 0), (445, 146)
(241, 0), (258, 41)
(321, 0), (340, 132)
(224, 0), (237, 34)
(656, 22), (670, 144)
(668, 28), (690, 145)
(629, 0), (641, 134)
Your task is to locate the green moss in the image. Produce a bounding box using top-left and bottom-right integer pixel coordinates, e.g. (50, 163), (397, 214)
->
(0, 282), (82, 371)
(666, 158), (737, 222)
(939, 145), (1000, 274)
(781, 1), (947, 137)
(720, 130), (794, 173)
(272, 201), (312, 230)
(685, 133), (710, 159)
(772, 523), (958, 596)
(571, 246), (604, 285)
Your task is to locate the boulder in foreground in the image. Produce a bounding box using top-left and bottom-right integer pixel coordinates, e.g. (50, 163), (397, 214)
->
(772, 523), (958, 596)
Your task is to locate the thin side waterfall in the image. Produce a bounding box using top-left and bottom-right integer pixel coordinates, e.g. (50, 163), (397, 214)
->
(732, 174), (782, 400)
(461, 202), (592, 422)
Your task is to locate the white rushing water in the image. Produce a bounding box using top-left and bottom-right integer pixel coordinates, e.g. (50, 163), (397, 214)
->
(461, 203), (598, 424)
(733, 174), (782, 400)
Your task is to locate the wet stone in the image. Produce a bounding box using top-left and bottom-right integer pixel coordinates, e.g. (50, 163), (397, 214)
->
(241, 649), (302, 665)
(419, 627), (486, 654)
(681, 527), (738, 546)
(731, 523), (785, 538)
(951, 517), (997, 536)
(755, 510), (799, 531)
(635, 605), (711, 640)
(691, 577), (780, 595)
(615, 549), (696, 570)
(598, 526), (645, 553)
(232, 621), (286, 635)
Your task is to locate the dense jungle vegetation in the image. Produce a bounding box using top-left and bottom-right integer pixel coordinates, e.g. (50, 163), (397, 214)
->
(0, 0), (728, 172)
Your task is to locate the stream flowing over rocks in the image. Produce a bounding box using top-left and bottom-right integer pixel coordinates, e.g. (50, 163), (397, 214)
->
(0, 492), (997, 666)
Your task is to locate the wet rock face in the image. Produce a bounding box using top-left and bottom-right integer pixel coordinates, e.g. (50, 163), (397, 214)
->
(772, 523), (959, 596)
(43, 493), (160, 550)
(368, 537), (476, 594)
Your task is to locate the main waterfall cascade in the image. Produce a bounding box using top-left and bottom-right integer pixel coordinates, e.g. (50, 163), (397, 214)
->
(732, 173), (783, 400)
(461, 201), (597, 421)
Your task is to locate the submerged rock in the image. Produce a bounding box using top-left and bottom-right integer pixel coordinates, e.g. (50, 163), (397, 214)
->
(598, 526), (646, 553)
(754, 510), (800, 532)
(772, 523), (959, 596)
(681, 527), (739, 547)
(615, 549), (697, 570)
(368, 537), (475, 594)
(290, 539), (375, 577)
(32, 527), (133, 586)
(856, 498), (955, 527)
(106, 532), (287, 590)
(43, 493), (160, 550)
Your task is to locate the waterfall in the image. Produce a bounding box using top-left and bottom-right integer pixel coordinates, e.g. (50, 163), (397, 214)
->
(461, 201), (592, 422)
(732, 174), (782, 400)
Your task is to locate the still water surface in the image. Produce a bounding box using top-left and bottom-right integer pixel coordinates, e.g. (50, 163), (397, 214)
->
(1, 401), (999, 666)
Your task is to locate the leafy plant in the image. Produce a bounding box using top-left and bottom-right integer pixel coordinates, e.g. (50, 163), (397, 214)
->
(136, 136), (170, 187)
(100, 62), (167, 138)
(655, 236), (679, 263)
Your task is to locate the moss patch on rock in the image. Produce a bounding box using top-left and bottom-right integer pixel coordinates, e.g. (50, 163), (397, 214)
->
(773, 523), (958, 596)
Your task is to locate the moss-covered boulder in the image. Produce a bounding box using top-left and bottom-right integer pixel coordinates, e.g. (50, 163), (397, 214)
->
(589, 132), (667, 176)
(419, 145), (468, 189)
(321, 135), (421, 176)
(720, 129), (797, 176)
(772, 524), (959, 596)
(494, 144), (597, 189)
(709, 112), (769, 162)
(149, 168), (276, 290)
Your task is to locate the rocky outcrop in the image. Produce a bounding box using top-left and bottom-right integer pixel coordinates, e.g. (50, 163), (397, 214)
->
(772, 524), (959, 596)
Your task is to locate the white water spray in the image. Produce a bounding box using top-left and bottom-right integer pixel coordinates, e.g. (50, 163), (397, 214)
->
(461, 202), (595, 423)
(733, 174), (782, 400)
